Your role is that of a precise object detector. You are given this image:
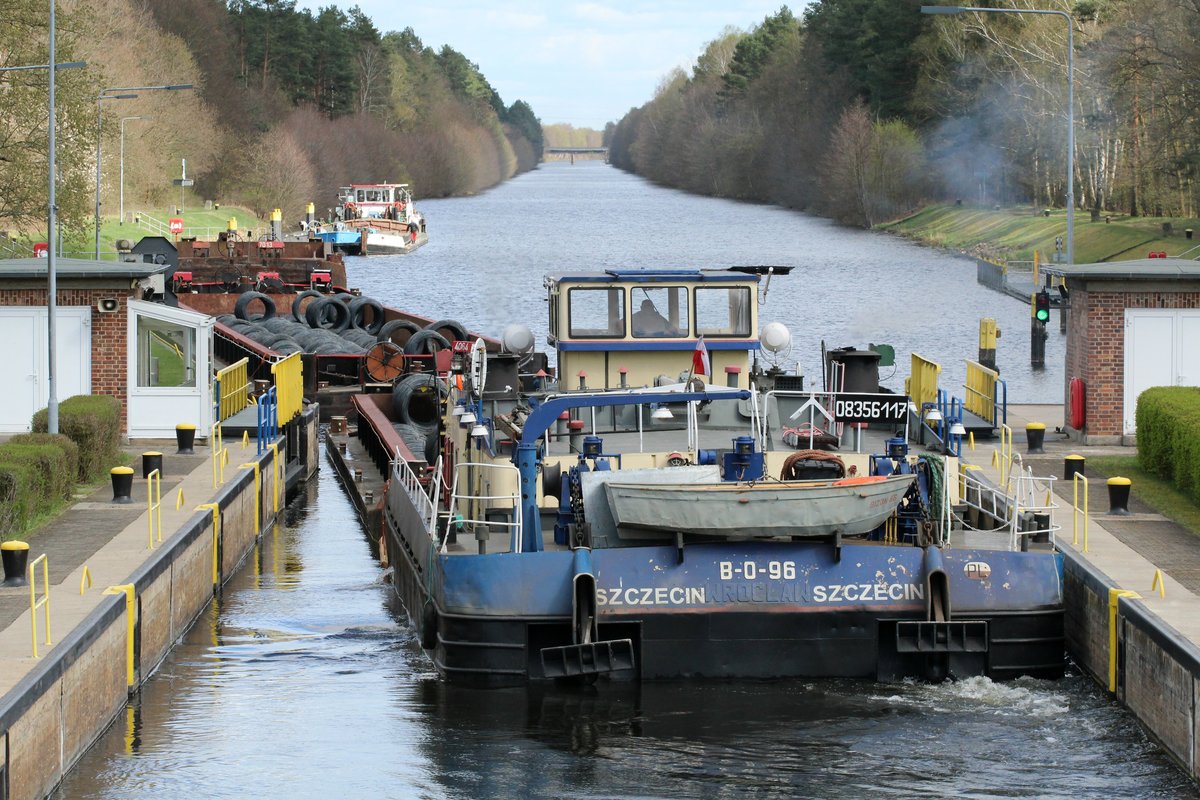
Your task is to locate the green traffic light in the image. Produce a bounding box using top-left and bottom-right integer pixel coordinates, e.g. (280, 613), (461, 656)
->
(1036, 308), (1050, 322)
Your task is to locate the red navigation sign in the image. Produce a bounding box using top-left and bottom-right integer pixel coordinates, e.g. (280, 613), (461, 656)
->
(168, 218), (184, 235)
(33, 243), (49, 258)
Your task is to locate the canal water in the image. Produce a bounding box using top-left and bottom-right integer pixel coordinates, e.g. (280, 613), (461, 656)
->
(54, 164), (1194, 797)
(356, 161), (1065, 403)
(56, 464), (1197, 798)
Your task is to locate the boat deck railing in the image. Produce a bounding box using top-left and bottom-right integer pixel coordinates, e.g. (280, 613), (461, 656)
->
(393, 453), (440, 534)
(956, 459), (1060, 551)
(447, 462), (523, 553)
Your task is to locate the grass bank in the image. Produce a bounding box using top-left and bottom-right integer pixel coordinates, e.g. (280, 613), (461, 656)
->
(879, 204), (1200, 263)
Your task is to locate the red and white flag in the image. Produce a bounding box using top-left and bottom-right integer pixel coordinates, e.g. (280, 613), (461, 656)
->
(692, 336), (710, 376)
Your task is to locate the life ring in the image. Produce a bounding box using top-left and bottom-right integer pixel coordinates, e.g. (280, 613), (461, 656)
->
(1069, 377), (1086, 429)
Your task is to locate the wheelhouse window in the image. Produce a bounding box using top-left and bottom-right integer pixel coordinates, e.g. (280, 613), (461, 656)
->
(631, 286), (689, 338)
(137, 315), (197, 387)
(695, 286), (751, 337)
(568, 287), (625, 338)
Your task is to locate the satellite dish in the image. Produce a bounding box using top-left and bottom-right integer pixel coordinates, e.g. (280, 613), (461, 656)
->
(500, 323), (535, 355)
(761, 322), (791, 353)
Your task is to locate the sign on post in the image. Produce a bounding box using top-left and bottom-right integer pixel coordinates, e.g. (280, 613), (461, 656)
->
(168, 218), (184, 235)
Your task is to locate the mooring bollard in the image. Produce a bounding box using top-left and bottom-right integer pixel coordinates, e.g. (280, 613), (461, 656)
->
(1, 540), (30, 586)
(568, 419), (585, 453)
(142, 451), (164, 479)
(111, 466), (135, 504)
(1025, 422), (1046, 454)
(556, 411), (570, 441)
(176, 423), (196, 454)
(1107, 476), (1132, 515)
(725, 365), (742, 388)
(1064, 454), (1085, 481)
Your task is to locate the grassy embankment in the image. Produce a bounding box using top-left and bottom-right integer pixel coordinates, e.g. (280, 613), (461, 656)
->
(53, 200), (268, 261)
(879, 204), (1200, 263)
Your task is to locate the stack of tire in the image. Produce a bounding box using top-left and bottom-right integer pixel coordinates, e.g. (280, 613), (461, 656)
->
(215, 290), (468, 360)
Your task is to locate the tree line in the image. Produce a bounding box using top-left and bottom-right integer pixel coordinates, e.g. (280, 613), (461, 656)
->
(0, 0), (545, 239)
(608, 1), (1200, 228)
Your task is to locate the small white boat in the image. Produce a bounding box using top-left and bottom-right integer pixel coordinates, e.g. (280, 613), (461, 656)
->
(604, 473), (916, 539)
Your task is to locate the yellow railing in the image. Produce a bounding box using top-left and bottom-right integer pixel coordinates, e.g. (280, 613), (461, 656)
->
(905, 353), (941, 413)
(147, 468), (162, 548)
(211, 422), (228, 488)
(239, 461), (261, 534)
(271, 352), (304, 427)
(1072, 472), (1089, 552)
(103, 584), (136, 686)
(29, 553), (51, 657)
(197, 503), (222, 587)
(215, 357), (251, 421)
(964, 360), (998, 423)
(1108, 588), (1141, 692)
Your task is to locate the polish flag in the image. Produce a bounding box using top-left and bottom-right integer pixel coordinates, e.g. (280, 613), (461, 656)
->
(692, 336), (710, 376)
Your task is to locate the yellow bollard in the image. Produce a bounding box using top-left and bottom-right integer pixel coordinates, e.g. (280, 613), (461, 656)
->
(968, 431), (975, 451)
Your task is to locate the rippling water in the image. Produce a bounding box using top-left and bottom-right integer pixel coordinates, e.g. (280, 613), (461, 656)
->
(352, 162), (1064, 403)
(55, 464), (1196, 798)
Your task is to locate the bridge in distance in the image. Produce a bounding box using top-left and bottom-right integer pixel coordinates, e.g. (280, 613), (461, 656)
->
(544, 146), (608, 163)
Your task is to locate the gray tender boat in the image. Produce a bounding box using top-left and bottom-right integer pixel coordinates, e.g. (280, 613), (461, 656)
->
(604, 474), (917, 539)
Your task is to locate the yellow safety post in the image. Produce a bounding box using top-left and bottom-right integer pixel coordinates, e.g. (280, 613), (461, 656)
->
(239, 461), (262, 534)
(79, 565), (92, 595)
(1072, 473), (1090, 552)
(1152, 569), (1166, 598)
(146, 468), (162, 548)
(242, 430), (250, 450)
(211, 422), (226, 488)
(968, 431), (975, 451)
(1108, 588), (1141, 692)
(175, 487), (186, 510)
(103, 584), (137, 686)
(268, 441), (282, 513)
(29, 553), (50, 657)
(999, 424), (1013, 488)
(196, 503), (222, 587)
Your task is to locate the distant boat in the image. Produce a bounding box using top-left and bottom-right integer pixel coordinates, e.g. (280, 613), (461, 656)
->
(604, 474), (917, 539)
(311, 182), (428, 255)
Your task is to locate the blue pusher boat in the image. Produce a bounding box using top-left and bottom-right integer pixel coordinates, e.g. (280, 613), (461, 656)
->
(345, 268), (1063, 686)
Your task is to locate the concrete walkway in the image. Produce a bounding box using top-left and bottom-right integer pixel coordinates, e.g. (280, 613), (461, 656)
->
(0, 443), (237, 697)
(970, 404), (1200, 644)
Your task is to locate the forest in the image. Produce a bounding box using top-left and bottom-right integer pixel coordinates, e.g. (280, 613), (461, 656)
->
(0, 0), (545, 239)
(608, 0), (1200, 228)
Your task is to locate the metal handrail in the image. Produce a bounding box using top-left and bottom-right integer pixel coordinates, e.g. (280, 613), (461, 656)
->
(29, 554), (51, 657)
(392, 451), (437, 534)
(146, 468), (162, 548)
(448, 462), (523, 553)
(1009, 464), (1060, 550)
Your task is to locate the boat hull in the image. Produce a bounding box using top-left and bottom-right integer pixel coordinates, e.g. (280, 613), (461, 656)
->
(604, 474), (916, 539)
(381, 499), (1064, 687)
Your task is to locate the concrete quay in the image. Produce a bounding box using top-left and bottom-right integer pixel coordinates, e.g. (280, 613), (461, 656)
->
(0, 405), (318, 800)
(972, 403), (1200, 783)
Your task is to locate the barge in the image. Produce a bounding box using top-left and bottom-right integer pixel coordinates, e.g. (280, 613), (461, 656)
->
(329, 267), (1065, 687)
(311, 182), (429, 255)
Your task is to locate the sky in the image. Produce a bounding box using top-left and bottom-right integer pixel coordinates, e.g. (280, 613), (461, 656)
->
(302, 1), (797, 129)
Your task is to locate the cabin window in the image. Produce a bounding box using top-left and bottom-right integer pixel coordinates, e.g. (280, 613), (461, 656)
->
(136, 315), (197, 387)
(695, 287), (751, 337)
(631, 286), (689, 338)
(355, 189), (366, 202)
(568, 288), (625, 338)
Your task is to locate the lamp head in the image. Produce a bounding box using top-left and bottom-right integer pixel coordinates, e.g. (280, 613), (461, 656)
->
(470, 423), (488, 439)
(949, 421), (967, 437)
(925, 407), (943, 423)
(460, 411), (477, 426)
(651, 404), (674, 421)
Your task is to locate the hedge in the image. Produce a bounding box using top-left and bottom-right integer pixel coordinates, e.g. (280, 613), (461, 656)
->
(32, 394), (121, 481)
(1136, 386), (1200, 504)
(7, 433), (80, 491)
(0, 462), (38, 536)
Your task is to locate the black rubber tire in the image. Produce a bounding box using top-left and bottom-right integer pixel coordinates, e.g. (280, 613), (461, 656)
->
(392, 373), (446, 434)
(423, 319), (468, 344)
(306, 296), (351, 331)
(234, 291), (276, 322)
(403, 329), (450, 356)
(376, 319), (421, 344)
(348, 296), (386, 335)
(292, 290), (323, 322)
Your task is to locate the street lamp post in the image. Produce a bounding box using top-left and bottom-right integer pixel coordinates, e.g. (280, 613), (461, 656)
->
(94, 83), (192, 259)
(119, 116), (150, 227)
(921, 4), (1075, 264)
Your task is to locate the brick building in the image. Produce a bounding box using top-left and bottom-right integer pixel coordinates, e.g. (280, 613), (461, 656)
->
(0, 257), (212, 437)
(1043, 258), (1200, 445)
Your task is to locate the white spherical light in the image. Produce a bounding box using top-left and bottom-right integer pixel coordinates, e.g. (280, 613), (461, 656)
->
(761, 322), (791, 353)
(500, 324), (535, 354)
